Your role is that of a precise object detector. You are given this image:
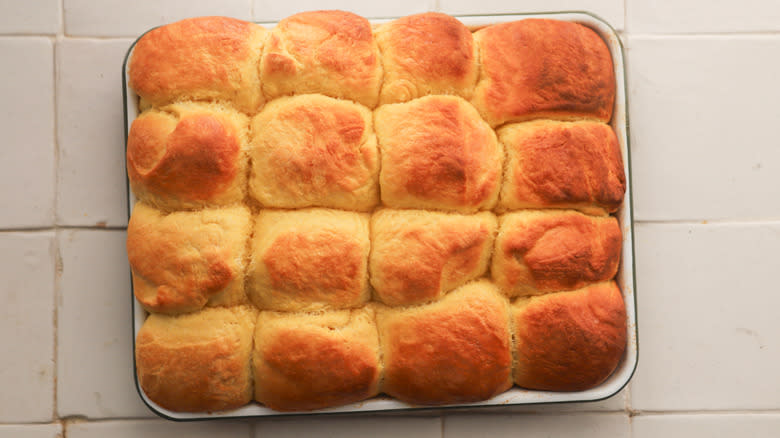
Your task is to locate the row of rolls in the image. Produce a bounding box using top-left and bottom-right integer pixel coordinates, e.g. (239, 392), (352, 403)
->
(126, 11), (628, 413)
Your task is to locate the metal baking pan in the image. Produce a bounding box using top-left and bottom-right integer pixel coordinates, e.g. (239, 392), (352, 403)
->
(123, 11), (637, 420)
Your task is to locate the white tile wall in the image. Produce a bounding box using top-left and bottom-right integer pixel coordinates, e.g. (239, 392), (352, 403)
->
(56, 230), (152, 419)
(444, 413), (630, 438)
(253, 416), (441, 438)
(0, 0), (60, 34)
(64, 0), (252, 37)
(438, 0), (624, 30)
(626, 35), (780, 222)
(631, 223), (780, 411)
(0, 232), (55, 422)
(627, 1), (780, 34)
(56, 38), (133, 228)
(0, 424), (61, 438)
(253, 0), (435, 22)
(3, 0), (780, 435)
(633, 413), (780, 438)
(0, 37), (56, 229)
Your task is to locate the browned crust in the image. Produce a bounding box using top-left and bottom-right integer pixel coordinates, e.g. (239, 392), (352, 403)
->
(135, 306), (257, 412)
(492, 210), (622, 297)
(253, 308), (381, 411)
(369, 209), (497, 306)
(128, 16), (266, 113)
(498, 120), (626, 215)
(472, 19), (615, 127)
(377, 281), (513, 405)
(126, 103), (249, 211)
(375, 95), (502, 212)
(512, 282), (627, 391)
(260, 10), (382, 107)
(126, 203), (251, 314)
(375, 12), (478, 104)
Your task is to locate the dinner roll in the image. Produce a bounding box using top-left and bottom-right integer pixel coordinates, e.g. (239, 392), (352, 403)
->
(512, 281), (627, 391)
(260, 10), (382, 107)
(370, 209), (497, 306)
(247, 208), (371, 312)
(377, 280), (512, 405)
(248, 94), (379, 211)
(253, 307), (381, 411)
(128, 16), (266, 113)
(375, 95), (502, 213)
(472, 19), (615, 127)
(126, 101), (249, 211)
(375, 12), (478, 104)
(126, 203), (251, 314)
(492, 210), (621, 298)
(498, 120), (626, 215)
(135, 306), (257, 412)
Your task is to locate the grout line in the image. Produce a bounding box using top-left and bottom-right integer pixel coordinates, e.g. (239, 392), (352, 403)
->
(634, 218), (780, 226)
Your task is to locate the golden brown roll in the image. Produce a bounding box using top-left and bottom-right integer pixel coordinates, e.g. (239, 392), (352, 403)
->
(374, 12), (478, 104)
(248, 95), (379, 211)
(377, 280), (512, 405)
(498, 120), (626, 215)
(374, 95), (502, 213)
(472, 19), (615, 127)
(492, 210), (621, 298)
(135, 306), (257, 412)
(126, 203), (251, 314)
(512, 281), (627, 391)
(126, 102), (249, 211)
(369, 209), (497, 306)
(253, 307), (381, 411)
(128, 16), (266, 113)
(260, 10), (382, 108)
(247, 208), (370, 312)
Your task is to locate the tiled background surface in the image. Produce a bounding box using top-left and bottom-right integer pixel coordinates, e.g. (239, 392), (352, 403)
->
(1, 1), (778, 436)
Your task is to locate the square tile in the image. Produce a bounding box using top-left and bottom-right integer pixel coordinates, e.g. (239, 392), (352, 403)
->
(627, 36), (780, 221)
(444, 413), (629, 438)
(0, 37), (55, 229)
(627, 0), (780, 33)
(64, 0), (252, 37)
(66, 419), (251, 438)
(0, 0), (60, 34)
(0, 232), (55, 422)
(631, 223), (780, 410)
(633, 413), (780, 438)
(253, 0), (434, 23)
(56, 38), (133, 227)
(0, 424), (62, 438)
(438, 0), (624, 30)
(254, 416), (441, 438)
(57, 229), (152, 418)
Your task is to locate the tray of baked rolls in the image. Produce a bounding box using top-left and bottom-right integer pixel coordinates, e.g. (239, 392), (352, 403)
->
(123, 10), (637, 419)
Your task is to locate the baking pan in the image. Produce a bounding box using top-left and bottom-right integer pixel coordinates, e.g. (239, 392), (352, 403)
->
(123, 11), (637, 420)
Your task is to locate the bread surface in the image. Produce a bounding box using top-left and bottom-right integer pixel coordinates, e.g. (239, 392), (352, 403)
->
(249, 94), (379, 211)
(377, 280), (513, 405)
(260, 10), (382, 107)
(375, 95), (502, 212)
(370, 209), (496, 306)
(128, 16), (266, 113)
(492, 210), (622, 297)
(375, 12), (478, 104)
(247, 208), (371, 312)
(127, 203), (251, 314)
(127, 12), (628, 413)
(126, 102), (249, 211)
(471, 19), (615, 127)
(512, 281), (627, 391)
(498, 120), (626, 215)
(253, 307), (381, 411)
(135, 306), (257, 412)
